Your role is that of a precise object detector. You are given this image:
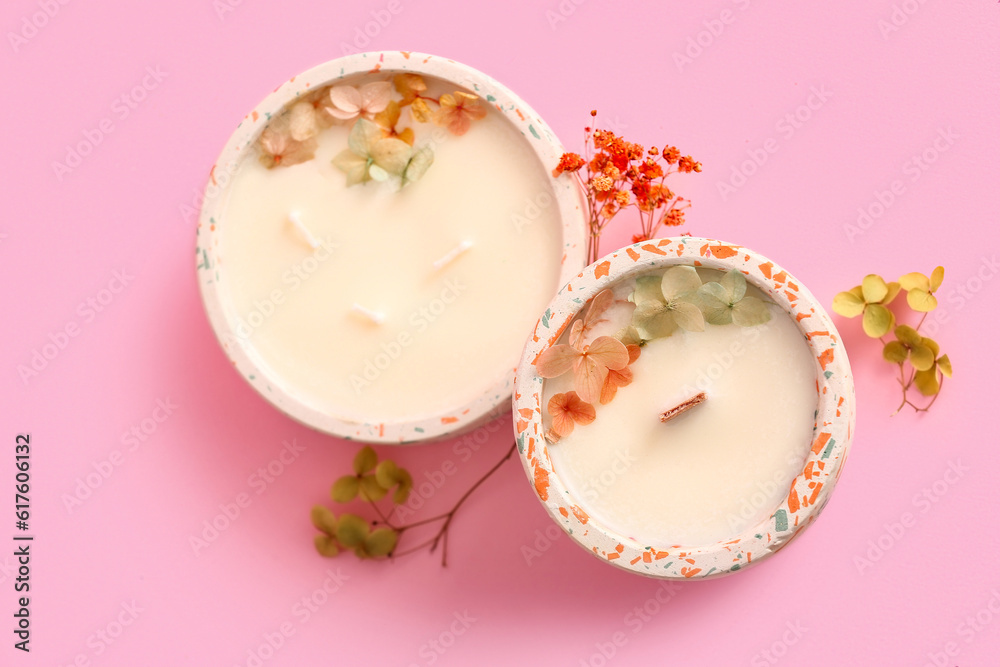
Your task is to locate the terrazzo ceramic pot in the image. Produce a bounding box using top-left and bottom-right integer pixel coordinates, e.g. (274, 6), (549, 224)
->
(197, 52), (587, 443)
(513, 238), (855, 578)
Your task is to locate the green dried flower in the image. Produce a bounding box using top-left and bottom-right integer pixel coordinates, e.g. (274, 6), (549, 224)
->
(695, 269), (770, 327)
(832, 274), (901, 338)
(833, 267), (951, 414)
(628, 266), (705, 339)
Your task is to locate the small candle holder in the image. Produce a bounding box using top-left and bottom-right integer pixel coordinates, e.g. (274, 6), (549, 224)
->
(198, 52), (587, 444)
(513, 238), (855, 578)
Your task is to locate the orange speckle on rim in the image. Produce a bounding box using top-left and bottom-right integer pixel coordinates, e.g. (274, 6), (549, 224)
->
(702, 244), (738, 259)
(441, 416), (459, 424)
(808, 482), (824, 505)
(626, 247), (640, 261)
(642, 243), (668, 256)
(811, 432), (832, 455)
(594, 261), (611, 278)
(787, 480), (800, 513)
(533, 465), (550, 501)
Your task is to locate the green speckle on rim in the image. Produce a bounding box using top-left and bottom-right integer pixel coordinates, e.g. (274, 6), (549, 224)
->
(774, 509), (788, 531)
(517, 433), (526, 453)
(824, 370), (833, 379)
(662, 561), (673, 569)
(541, 309), (551, 328)
(414, 427), (424, 433)
(528, 125), (540, 139)
(821, 438), (836, 460)
(197, 249), (211, 270)
(486, 95), (496, 102)
(248, 375), (255, 380)
(731, 564), (741, 572)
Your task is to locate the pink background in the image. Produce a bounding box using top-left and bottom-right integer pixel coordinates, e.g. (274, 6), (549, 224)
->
(3, 0), (999, 665)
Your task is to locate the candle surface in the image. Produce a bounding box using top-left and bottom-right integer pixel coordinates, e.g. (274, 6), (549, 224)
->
(218, 77), (563, 423)
(543, 269), (817, 547)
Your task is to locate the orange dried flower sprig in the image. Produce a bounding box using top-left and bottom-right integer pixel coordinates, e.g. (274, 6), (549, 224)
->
(553, 111), (702, 263)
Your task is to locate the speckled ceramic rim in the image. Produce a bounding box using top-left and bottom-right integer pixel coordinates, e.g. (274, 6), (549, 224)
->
(197, 52), (587, 444)
(513, 238), (856, 579)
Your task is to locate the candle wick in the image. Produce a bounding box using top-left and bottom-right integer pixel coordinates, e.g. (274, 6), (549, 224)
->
(432, 240), (474, 271)
(288, 210), (321, 249)
(350, 304), (386, 325)
(659, 392), (707, 423)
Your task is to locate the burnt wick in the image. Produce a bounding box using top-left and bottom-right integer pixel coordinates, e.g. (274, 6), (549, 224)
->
(659, 392), (707, 423)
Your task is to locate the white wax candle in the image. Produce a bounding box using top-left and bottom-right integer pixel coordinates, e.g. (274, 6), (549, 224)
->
(219, 79), (563, 424)
(543, 270), (817, 547)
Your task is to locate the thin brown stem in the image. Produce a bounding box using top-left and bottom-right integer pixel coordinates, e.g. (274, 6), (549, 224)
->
(389, 441), (518, 565)
(395, 511), (452, 532)
(387, 537), (438, 559)
(367, 498), (396, 528)
(908, 377), (944, 412)
(893, 366), (944, 415)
